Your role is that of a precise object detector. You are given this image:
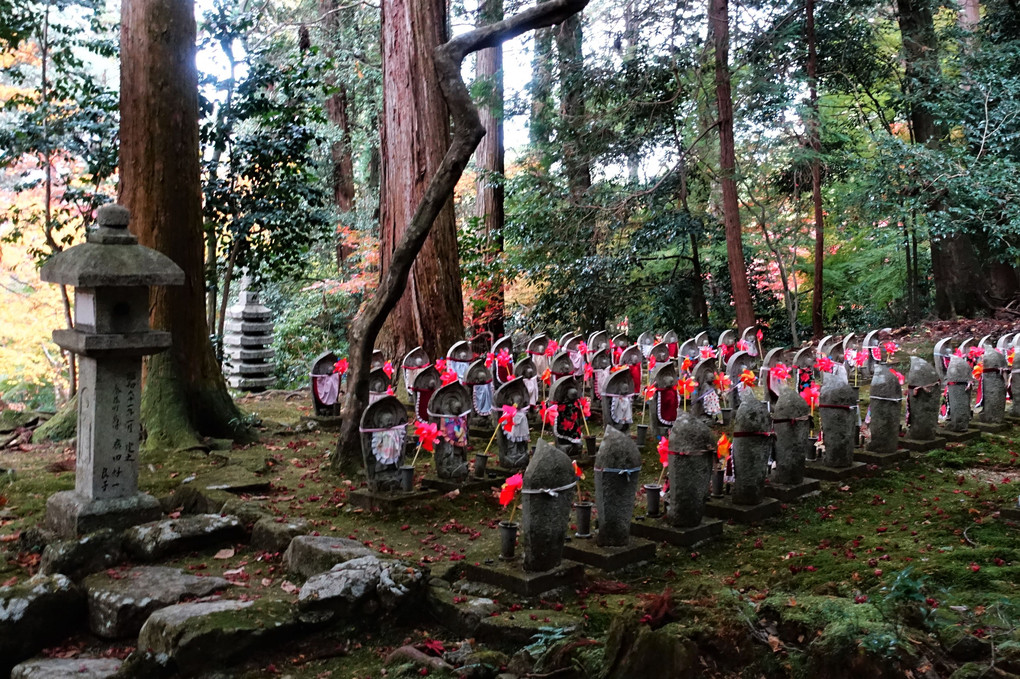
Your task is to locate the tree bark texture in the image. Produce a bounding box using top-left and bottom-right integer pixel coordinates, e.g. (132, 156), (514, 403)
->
(806, 0), (825, 339)
(333, 0), (590, 471)
(473, 0), (506, 337)
(529, 21), (555, 161)
(709, 0), (755, 331)
(119, 0), (248, 450)
(320, 0), (356, 214)
(556, 13), (591, 200)
(378, 0), (465, 361)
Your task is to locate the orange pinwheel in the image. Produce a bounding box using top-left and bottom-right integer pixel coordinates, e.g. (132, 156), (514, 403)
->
(681, 356), (694, 372)
(713, 372), (732, 391)
(973, 363), (985, 380)
(678, 377), (698, 399)
(499, 473), (523, 506)
(657, 436), (670, 467)
(498, 405), (518, 434)
(717, 433), (731, 460)
(739, 369), (757, 387)
(644, 384), (657, 401)
(1009, 348), (1017, 367)
(414, 421), (441, 452)
(572, 460), (585, 480)
(540, 368), (552, 386)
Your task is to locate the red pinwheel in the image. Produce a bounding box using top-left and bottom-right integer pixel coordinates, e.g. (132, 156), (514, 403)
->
(578, 341), (589, 354)
(815, 355), (833, 373)
(883, 341), (899, 357)
(540, 368), (552, 386)
(484, 352), (495, 369)
(713, 372), (732, 391)
(771, 363), (791, 381)
(800, 384), (820, 409)
(648, 355), (657, 371)
(854, 351), (868, 368)
(953, 347), (964, 358)
(699, 345), (717, 360)
(386, 386), (394, 395)
(644, 384), (657, 401)
(584, 363), (594, 382)
(545, 340), (559, 357)
(889, 368), (905, 385)
(440, 370), (459, 386)
(678, 377), (698, 399)
(435, 358), (447, 372)
(498, 405), (518, 434)
(383, 361), (394, 379)
(499, 473), (523, 506)
(968, 346), (985, 361)
(415, 421), (441, 453)
(572, 460), (585, 480)
(540, 401), (558, 426)
(333, 357), (348, 375)
(717, 433), (731, 460)
(1009, 348), (1016, 367)
(681, 357), (694, 372)
(756, 329), (764, 342)
(577, 397), (591, 419)
(736, 340), (749, 352)
(740, 369), (757, 387)
(657, 436), (670, 467)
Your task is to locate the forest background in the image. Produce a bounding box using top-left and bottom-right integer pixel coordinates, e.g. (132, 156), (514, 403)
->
(2, 0), (1019, 416)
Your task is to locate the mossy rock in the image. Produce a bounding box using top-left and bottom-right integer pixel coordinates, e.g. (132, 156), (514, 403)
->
(0, 409), (40, 433)
(31, 396), (76, 442)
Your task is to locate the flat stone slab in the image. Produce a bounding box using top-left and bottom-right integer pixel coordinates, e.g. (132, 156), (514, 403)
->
(348, 488), (439, 511)
(84, 566), (231, 639)
(939, 428), (983, 443)
(39, 529), (123, 581)
(561, 537), (656, 570)
(704, 496), (782, 523)
(283, 536), (373, 578)
(426, 582), (499, 635)
(630, 516), (724, 546)
(475, 608), (582, 647)
(421, 476), (502, 494)
(194, 466), (270, 494)
(1000, 506), (1020, 523)
(297, 555), (424, 618)
(1, 574), (84, 675)
(46, 490), (162, 538)
(123, 514), (245, 560)
(11, 658), (122, 678)
(804, 460), (868, 481)
(463, 559), (584, 597)
(136, 598), (298, 676)
(899, 437), (946, 452)
(251, 517), (310, 553)
(854, 449), (911, 467)
(763, 478), (822, 502)
(973, 421), (1010, 434)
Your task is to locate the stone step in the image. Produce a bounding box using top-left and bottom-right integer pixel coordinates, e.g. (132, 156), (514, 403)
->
(297, 555), (424, 620)
(282, 535), (373, 579)
(39, 528), (124, 581)
(11, 657), (122, 679)
(0, 574), (85, 676)
(134, 598), (299, 676)
(84, 566), (232, 639)
(123, 514), (245, 560)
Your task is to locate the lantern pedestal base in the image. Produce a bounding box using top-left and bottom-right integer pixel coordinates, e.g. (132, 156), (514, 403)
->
(854, 449), (911, 467)
(704, 496), (782, 524)
(763, 478), (821, 502)
(562, 537), (656, 571)
(46, 490), (161, 539)
(464, 559), (583, 597)
(899, 437), (946, 452)
(804, 460), (868, 481)
(630, 516), (723, 546)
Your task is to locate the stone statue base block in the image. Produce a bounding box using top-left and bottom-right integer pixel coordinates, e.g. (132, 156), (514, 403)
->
(939, 428), (983, 443)
(704, 496), (782, 524)
(298, 415), (344, 432)
(630, 516), (723, 546)
(422, 475), (504, 494)
(764, 478), (821, 502)
(47, 490), (162, 538)
(973, 421), (1010, 434)
(854, 449), (911, 467)
(562, 537), (656, 570)
(999, 505), (1020, 523)
(804, 460), (867, 481)
(899, 437), (946, 452)
(464, 559), (584, 597)
(348, 488), (439, 511)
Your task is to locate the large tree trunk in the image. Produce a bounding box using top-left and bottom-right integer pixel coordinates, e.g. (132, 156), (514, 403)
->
(120, 0), (249, 450)
(806, 0), (825, 339)
(708, 0), (755, 330)
(377, 0), (465, 361)
(556, 13), (591, 200)
(321, 0), (356, 215)
(473, 0), (506, 337)
(332, 0), (589, 472)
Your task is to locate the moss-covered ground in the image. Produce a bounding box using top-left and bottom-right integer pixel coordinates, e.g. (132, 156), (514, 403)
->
(3, 355), (1020, 677)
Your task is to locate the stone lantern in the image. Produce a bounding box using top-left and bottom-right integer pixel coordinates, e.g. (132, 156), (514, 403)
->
(40, 204), (184, 537)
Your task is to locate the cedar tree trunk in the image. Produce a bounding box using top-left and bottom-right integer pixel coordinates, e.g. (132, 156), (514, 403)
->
(119, 0), (250, 450)
(806, 0), (825, 338)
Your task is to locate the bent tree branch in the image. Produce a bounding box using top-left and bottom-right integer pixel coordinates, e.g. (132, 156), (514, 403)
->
(333, 0), (590, 470)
